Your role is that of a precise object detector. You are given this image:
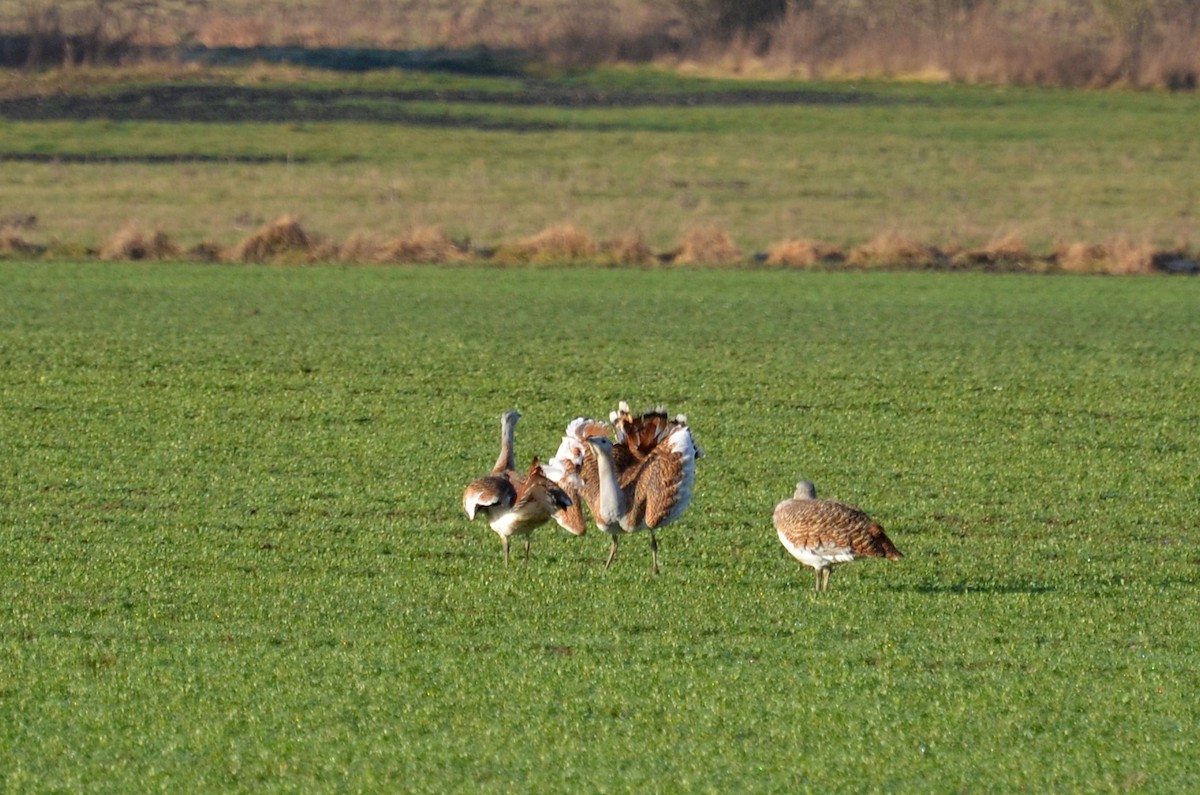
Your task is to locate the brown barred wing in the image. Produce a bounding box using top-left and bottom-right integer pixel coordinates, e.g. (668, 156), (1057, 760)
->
(774, 499), (902, 559)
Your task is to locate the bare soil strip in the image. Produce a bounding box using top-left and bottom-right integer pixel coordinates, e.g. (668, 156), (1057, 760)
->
(0, 82), (875, 124)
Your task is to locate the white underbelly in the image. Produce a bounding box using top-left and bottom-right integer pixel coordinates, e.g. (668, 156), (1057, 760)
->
(490, 510), (535, 537)
(777, 529), (855, 568)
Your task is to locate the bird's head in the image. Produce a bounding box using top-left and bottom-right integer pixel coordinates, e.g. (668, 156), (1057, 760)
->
(585, 436), (614, 456)
(793, 480), (817, 500)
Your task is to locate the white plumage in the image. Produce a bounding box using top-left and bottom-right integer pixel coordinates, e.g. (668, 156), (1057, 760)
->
(549, 401), (701, 573)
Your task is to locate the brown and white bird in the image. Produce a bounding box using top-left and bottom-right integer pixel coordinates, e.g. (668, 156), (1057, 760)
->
(546, 401), (700, 574)
(773, 480), (902, 592)
(462, 410), (572, 567)
(543, 415), (612, 538)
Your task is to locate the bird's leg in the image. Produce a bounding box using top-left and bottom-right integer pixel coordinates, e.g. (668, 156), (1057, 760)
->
(820, 568), (832, 592)
(523, 536), (531, 563)
(604, 535), (619, 569)
(813, 568), (822, 592)
(502, 536), (511, 568)
(649, 531), (660, 575)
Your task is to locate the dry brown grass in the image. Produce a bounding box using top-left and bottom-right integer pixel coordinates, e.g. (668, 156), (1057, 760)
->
(490, 223), (600, 265)
(0, 212), (37, 231)
(846, 232), (945, 269)
(599, 230), (656, 267)
(0, 232), (43, 257)
(11, 216), (1199, 276)
(668, 224), (742, 266)
(338, 231), (381, 264)
(341, 226), (467, 264)
(951, 232), (1038, 271)
(1054, 237), (1160, 275)
(727, 3), (1199, 88)
(99, 224), (180, 261)
(763, 238), (843, 268)
(526, 4), (683, 66)
(185, 241), (224, 263)
(4, 1), (1198, 89)
(228, 215), (317, 264)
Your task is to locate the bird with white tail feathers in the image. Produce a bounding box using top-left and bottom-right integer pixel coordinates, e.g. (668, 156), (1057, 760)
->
(773, 480), (903, 592)
(545, 401), (702, 574)
(462, 410), (574, 567)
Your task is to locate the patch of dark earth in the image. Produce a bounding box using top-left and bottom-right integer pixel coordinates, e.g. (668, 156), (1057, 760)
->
(0, 83), (884, 127)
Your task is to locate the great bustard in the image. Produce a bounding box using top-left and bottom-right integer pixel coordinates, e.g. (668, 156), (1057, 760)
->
(543, 416), (611, 538)
(547, 402), (700, 574)
(462, 410), (572, 567)
(773, 480), (902, 592)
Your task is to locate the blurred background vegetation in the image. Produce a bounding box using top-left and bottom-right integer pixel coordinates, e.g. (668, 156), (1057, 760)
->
(1, 0), (1198, 89)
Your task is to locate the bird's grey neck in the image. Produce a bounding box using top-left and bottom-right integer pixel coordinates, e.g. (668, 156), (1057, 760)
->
(794, 480), (817, 500)
(591, 445), (625, 524)
(495, 412), (518, 473)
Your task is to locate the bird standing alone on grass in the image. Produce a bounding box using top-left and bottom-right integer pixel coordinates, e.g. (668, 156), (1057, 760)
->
(462, 410), (572, 567)
(773, 480), (902, 591)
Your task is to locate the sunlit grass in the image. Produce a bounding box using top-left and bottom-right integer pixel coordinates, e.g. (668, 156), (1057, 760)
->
(1, 262), (1198, 790)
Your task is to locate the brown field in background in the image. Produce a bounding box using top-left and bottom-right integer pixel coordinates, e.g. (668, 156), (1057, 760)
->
(3, 0), (1199, 90)
(3, 2), (1197, 274)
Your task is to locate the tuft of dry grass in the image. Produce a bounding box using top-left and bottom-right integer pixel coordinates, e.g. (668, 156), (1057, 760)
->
(599, 230), (656, 267)
(99, 225), (180, 261)
(763, 238), (844, 268)
(341, 226), (467, 264)
(338, 231), (383, 264)
(1053, 237), (1160, 275)
(490, 223), (600, 265)
(951, 232), (1037, 271)
(229, 215), (315, 264)
(846, 232), (945, 269)
(668, 224), (742, 266)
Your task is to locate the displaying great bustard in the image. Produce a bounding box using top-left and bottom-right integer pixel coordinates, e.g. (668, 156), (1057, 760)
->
(773, 480), (902, 592)
(462, 410), (572, 567)
(548, 402), (700, 574)
(543, 416), (610, 538)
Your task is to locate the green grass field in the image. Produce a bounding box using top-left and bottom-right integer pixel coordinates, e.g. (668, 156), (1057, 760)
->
(2, 68), (1199, 255)
(2, 261), (1197, 791)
